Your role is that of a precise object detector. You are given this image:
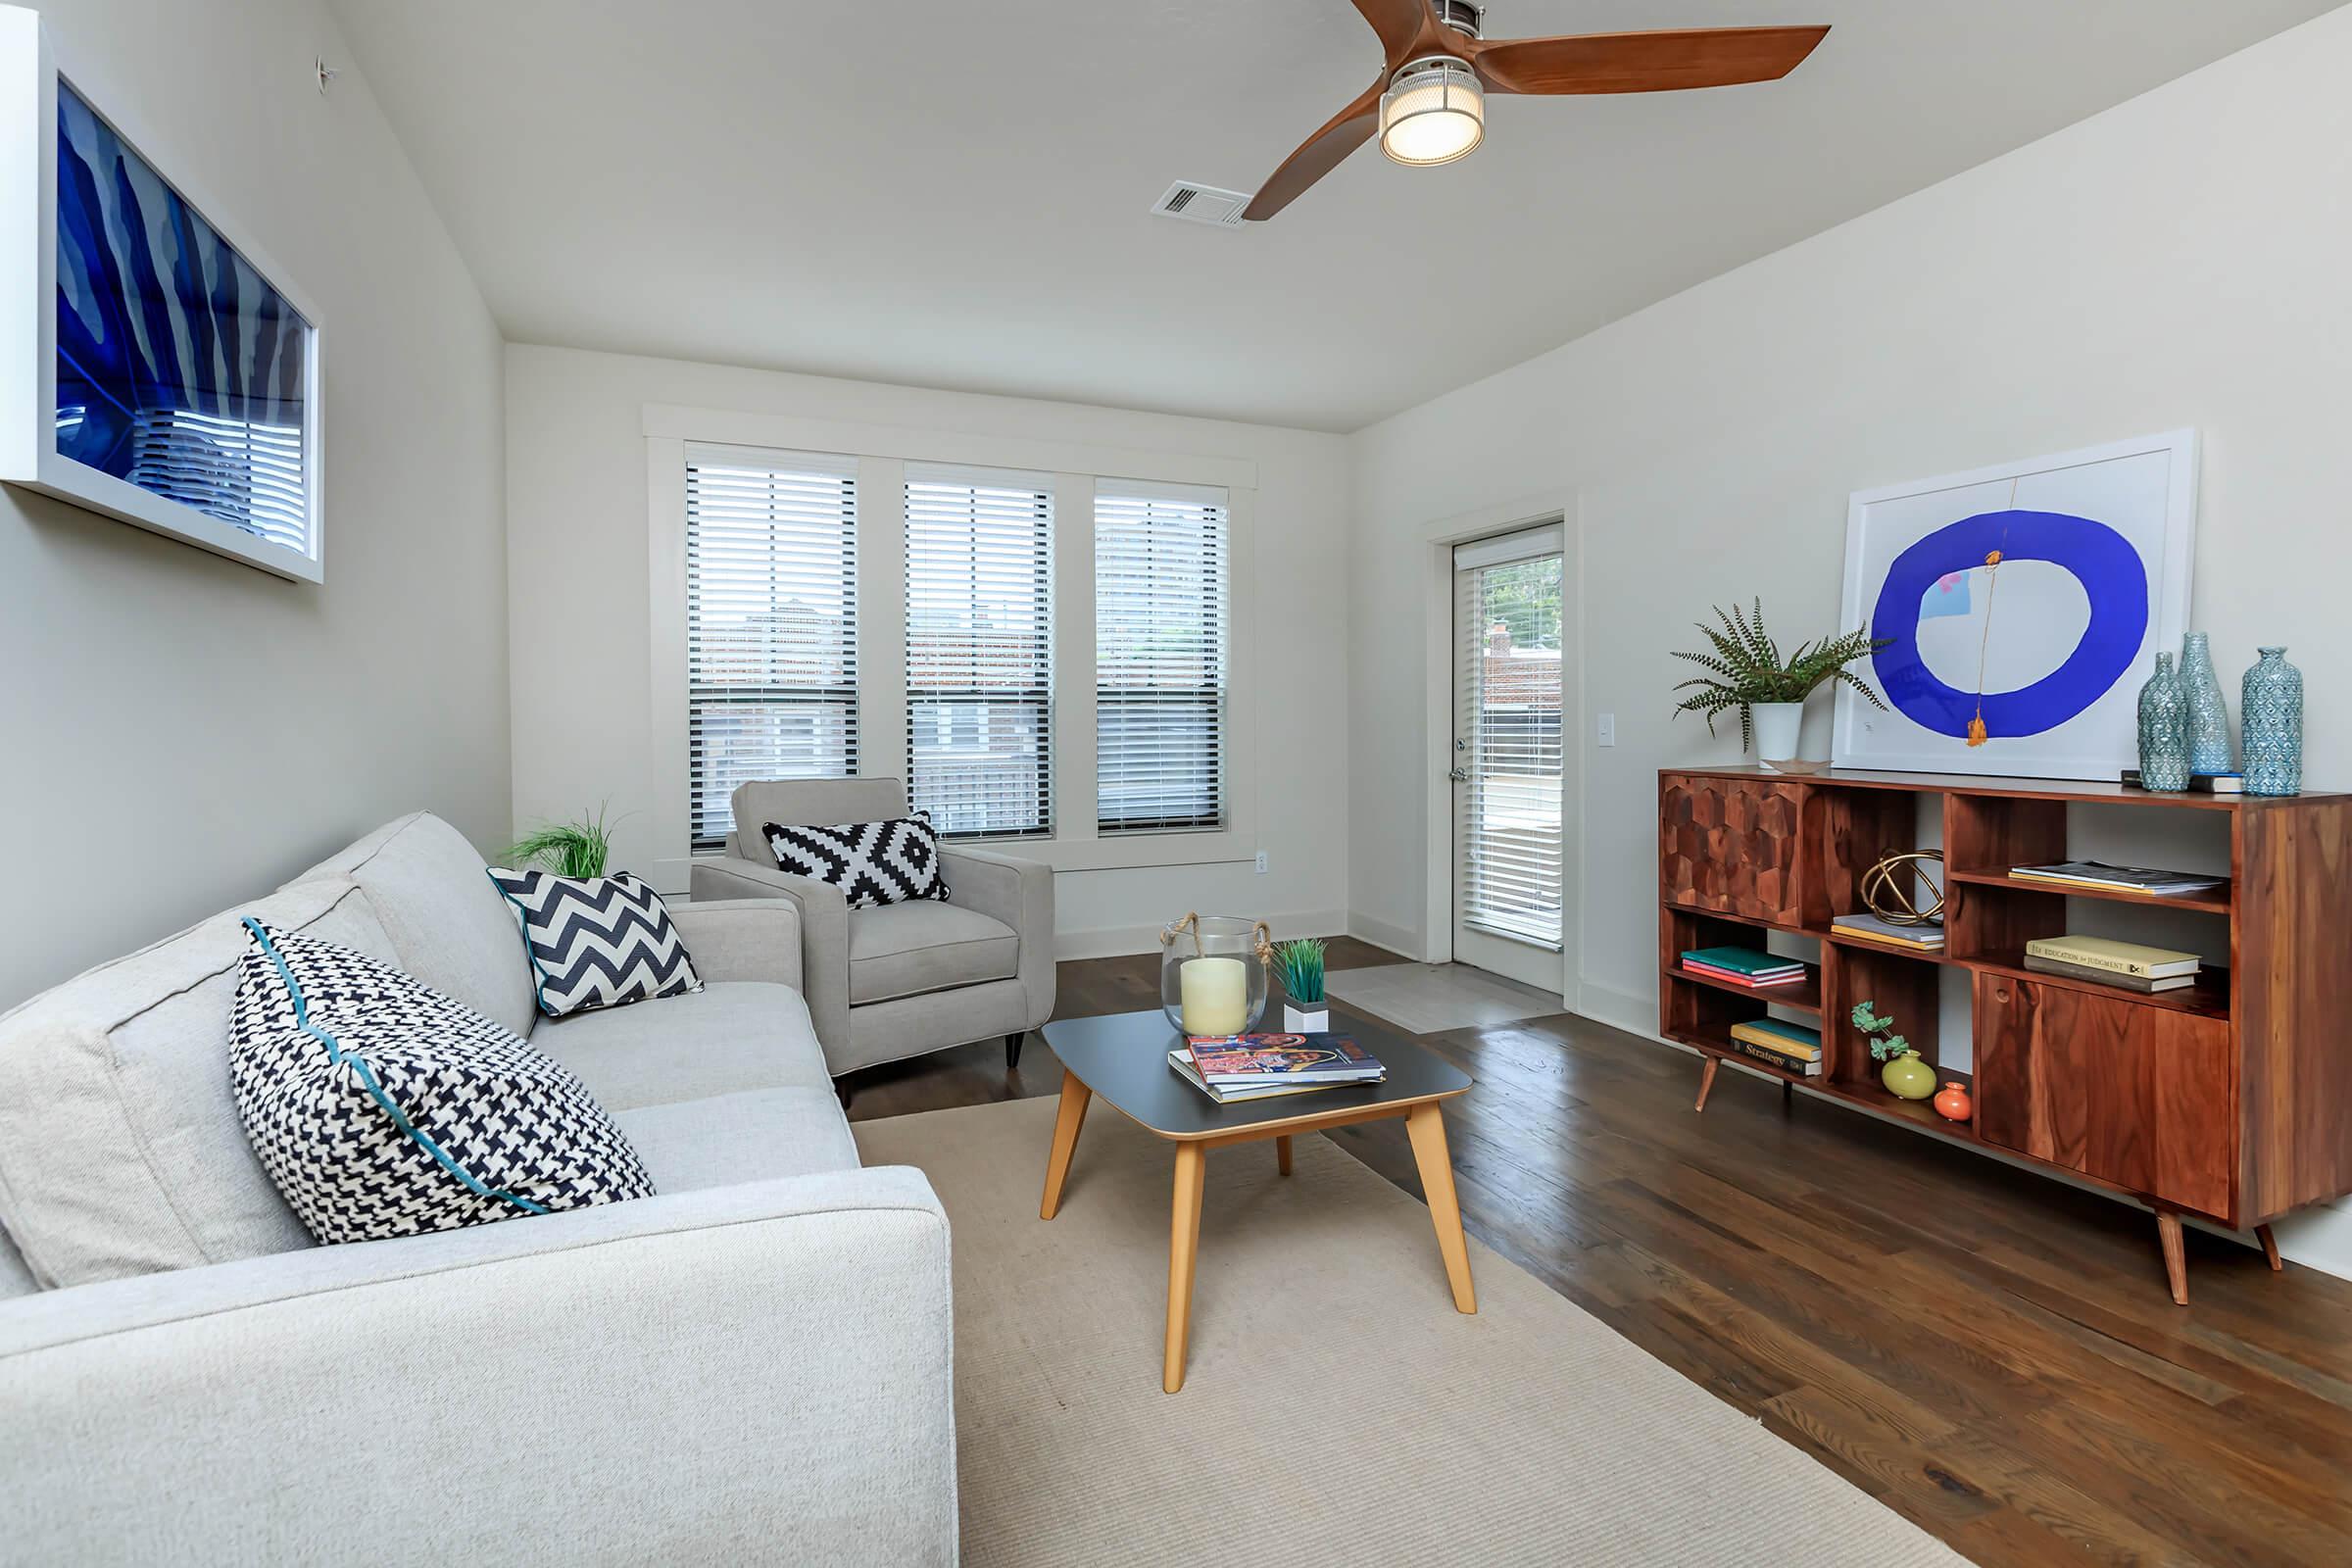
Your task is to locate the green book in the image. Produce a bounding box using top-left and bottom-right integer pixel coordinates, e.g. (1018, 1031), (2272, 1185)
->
(1727, 1017), (1822, 1053)
(1680, 946), (1805, 977)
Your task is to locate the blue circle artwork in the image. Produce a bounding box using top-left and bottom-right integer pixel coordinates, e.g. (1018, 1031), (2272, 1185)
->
(1870, 510), (2147, 740)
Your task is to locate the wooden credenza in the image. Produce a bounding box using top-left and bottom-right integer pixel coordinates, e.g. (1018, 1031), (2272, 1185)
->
(1656, 765), (2352, 1303)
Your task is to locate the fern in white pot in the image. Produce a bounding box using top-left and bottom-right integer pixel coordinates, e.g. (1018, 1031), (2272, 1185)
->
(1671, 601), (1890, 771)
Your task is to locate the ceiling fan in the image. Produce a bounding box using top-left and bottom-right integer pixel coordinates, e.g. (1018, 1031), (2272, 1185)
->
(1245, 1), (1830, 220)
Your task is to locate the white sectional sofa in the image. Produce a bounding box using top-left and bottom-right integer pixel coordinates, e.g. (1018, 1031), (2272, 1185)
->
(0, 812), (956, 1566)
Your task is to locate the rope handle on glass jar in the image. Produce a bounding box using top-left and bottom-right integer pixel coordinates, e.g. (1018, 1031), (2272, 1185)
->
(1158, 912), (1275, 966)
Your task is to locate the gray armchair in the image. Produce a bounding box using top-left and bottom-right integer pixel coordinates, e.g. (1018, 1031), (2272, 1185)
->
(689, 777), (1056, 1077)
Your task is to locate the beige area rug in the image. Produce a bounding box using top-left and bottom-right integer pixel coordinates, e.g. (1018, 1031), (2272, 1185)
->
(1322, 960), (1567, 1034)
(854, 1098), (1966, 1567)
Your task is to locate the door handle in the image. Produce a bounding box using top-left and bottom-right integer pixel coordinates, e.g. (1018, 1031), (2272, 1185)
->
(1447, 766), (1469, 782)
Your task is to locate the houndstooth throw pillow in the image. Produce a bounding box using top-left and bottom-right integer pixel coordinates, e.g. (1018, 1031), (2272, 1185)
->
(762, 811), (951, 909)
(231, 918), (655, 1245)
(486, 868), (703, 1018)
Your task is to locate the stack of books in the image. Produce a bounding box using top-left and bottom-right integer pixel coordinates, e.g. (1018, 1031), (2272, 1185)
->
(2023, 936), (2203, 994)
(1170, 1033), (1386, 1104)
(1831, 911), (1945, 953)
(2122, 769), (2244, 796)
(1679, 946), (1809, 989)
(2009, 860), (2226, 899)
(1724, 1017), (1823, 1077)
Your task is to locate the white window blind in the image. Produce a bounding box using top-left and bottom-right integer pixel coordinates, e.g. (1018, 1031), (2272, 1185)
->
(1095, 483), (1229, 833)
(685, 447), (858, 851)
(1453, 531), (1564, 950)
(905, 464), (1054, 838)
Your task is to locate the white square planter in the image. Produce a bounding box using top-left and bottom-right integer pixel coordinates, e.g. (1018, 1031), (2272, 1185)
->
(1283, 1003), (1329, 1034)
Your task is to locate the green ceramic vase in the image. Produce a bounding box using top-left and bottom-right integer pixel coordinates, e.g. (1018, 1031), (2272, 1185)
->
(1881, 1052), (1936, 1102)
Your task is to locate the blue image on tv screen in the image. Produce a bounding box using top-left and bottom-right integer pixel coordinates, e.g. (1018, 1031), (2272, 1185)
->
(55, 81), (313, 554)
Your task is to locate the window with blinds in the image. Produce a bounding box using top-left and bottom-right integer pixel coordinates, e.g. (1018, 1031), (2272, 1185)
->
(905, 464), (1054, 838)
(1095, 484), (1229, 833)
(684, 448), (858, 851)
(1454, 531), (1564, 950)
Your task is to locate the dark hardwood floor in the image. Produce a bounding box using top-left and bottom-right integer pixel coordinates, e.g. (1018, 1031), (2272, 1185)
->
(842, 938), (2352, 1567)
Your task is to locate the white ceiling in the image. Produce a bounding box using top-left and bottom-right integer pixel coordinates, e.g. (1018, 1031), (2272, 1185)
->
(328, 0), (2338, 432)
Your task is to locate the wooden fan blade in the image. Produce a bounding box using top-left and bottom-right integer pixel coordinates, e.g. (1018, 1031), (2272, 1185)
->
(1243, 76), (1385, 221)
(1352, 0), (1438, 68)
(1472, 25), (1829, 96)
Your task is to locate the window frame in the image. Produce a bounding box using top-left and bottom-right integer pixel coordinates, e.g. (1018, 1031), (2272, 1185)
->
(646, 408), (1258, 886)
(1093, 480), (1231, 837)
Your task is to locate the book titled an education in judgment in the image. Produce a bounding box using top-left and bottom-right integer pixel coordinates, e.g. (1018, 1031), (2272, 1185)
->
(2021, 935), (2200, 979)
(1184, 1033), (1385, 1086)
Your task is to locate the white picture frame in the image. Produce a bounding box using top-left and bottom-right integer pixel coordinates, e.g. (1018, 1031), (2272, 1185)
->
(1832, 430), (2196, 780)
(0, 7), (324, 582)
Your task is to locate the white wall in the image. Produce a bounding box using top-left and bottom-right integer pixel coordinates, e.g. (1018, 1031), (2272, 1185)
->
(0, 0), (508, 1007)
(1346, 10), (2352, 1273)
(506, 345), (1352, 954)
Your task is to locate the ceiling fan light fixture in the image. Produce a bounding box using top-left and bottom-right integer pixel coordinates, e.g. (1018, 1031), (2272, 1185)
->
(1379, 56), (1485, 167)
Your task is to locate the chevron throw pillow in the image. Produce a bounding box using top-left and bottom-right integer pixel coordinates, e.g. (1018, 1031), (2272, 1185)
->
(231, 918), (655, 1245)
(486, 868), (704, 1018)
(762, 812), (950, 909)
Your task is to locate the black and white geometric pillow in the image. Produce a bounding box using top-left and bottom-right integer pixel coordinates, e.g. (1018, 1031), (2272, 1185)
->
(485, 868), (703, 1019)
(230, 918), (656, 1246)
(762, 812), (951, 909)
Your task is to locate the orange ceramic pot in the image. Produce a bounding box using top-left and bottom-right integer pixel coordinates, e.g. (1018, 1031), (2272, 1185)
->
(1933, 1081), (1973, 1123)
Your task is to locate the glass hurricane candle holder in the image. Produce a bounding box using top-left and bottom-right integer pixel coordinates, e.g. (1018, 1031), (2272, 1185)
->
(1160, 913), (1272, 1038)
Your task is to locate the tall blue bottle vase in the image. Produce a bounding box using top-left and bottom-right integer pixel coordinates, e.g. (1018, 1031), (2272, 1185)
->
(2135, 653), (2191, 792)
(2240, 647), (2303, 797)
(2179, 632), (2232, 775)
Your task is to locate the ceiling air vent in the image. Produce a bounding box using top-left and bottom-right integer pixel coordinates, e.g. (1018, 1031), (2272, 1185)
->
(1152, 180), (1250, 227)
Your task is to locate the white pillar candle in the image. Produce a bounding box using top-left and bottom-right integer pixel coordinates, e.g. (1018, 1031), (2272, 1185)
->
(1179, 956), (1249, 1037)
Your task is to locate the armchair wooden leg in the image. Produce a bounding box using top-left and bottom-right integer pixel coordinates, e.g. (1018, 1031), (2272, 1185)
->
(1005, 1031), (1025, 1071)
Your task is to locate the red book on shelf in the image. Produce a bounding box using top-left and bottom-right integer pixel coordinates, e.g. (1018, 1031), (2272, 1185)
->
(1683, 959), (1804, 988)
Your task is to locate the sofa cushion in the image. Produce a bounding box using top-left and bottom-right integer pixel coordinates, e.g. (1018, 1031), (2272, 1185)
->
(0, 880), (399, 1289)
(532, 982), (834, 1109)
(848, 901), (1019, 1005)
(762, 813), (949, 909)
(614, 1088), (858, 1193)
(285, 812), (538, 1040)
(486, 868), (702, 1017)
(233, 920), (655, 1245)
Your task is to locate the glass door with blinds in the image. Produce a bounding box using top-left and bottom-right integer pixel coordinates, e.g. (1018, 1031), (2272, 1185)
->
(1450, 523), (1566, 991)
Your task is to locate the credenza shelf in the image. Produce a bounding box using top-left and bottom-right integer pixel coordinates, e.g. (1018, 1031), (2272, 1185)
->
(1658, 765), (2352, 1305)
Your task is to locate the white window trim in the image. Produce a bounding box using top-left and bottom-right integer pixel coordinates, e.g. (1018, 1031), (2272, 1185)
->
(646, 408), (1259, 884)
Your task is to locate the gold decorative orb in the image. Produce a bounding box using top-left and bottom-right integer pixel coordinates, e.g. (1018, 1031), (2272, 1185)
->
(1861, 850), (1945, 925)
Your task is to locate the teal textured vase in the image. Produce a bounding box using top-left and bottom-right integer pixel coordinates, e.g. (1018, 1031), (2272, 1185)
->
(2180, 632), (2232, 775)
(2241, 647), (2303, 797)
(2135, 653), (2190, 792)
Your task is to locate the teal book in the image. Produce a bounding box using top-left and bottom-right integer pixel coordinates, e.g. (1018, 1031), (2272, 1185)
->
(1679, 946), (1804, 977)
(1728, 1016), (1822, 1052)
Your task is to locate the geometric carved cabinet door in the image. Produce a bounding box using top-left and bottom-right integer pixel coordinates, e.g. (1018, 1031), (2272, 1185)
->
(1660, 777), (1806, 926)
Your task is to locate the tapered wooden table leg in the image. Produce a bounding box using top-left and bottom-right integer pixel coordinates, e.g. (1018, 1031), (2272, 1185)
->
(1039, 1072), (1093, 1220)
(2156, 1210), (2188, 1305)
(1405, 1102), (1477, 1314)
(1694, 1056), (1720, 1112)
(1164, 1143), (1207, 1393)
(1276, 1134), (1293, 1176)
(2256, 1223), (2283, 1271)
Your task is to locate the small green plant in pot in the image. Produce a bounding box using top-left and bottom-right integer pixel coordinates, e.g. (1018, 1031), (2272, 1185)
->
(1851, 1000), (1936, 1101)
(1671, 600), (1891, 773)
(502, 806), (617, 879)
(1274, 938), (1329, 1033)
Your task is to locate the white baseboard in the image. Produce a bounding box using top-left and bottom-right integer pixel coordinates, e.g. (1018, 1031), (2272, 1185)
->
(1344, 909), (1423, 963)
(1054, 909), (1349, 962)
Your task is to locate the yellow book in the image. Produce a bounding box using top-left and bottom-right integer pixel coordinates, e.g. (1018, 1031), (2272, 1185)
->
(2022, 935), (2199, 978)
(1728, 1023), (1821, 1060)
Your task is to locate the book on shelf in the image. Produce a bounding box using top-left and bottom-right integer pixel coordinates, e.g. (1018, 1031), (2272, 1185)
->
(1679, 946), (1806, 980)
(2022, 935), (2200, 979)
(1682, 958), (1807, 989)
(2023, 955), (2197, 994)
(1723, 1038), (1823, 1076)
(1830, 911), (1945, 950)
(1184, 1033), (1385, 1086)
(2121, 769), (2244, 795)
(1167, 1052), (1348, 1104)
(1728, 1018), (1822, 1061)
(2008, 859), (2226, 898)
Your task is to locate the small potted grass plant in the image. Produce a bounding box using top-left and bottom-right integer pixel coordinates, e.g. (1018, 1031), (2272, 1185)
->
(1274, 938), (1330, 1033)
(502, 806), (616, 878)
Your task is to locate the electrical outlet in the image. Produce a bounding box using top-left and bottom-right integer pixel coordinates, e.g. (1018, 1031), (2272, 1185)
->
(1597, 712), (1616, 747)
(1253, 851), (1269, 874)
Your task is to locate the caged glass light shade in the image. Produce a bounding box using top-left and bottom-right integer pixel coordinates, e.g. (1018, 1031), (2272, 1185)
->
(1379, 58), (1485, 167)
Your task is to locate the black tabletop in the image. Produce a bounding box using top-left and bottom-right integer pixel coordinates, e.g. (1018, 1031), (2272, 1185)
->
(1041, 1007), (1473, 1141)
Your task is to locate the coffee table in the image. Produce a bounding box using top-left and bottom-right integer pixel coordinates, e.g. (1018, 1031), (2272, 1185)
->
(1038, 1008), (1476, 1393)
